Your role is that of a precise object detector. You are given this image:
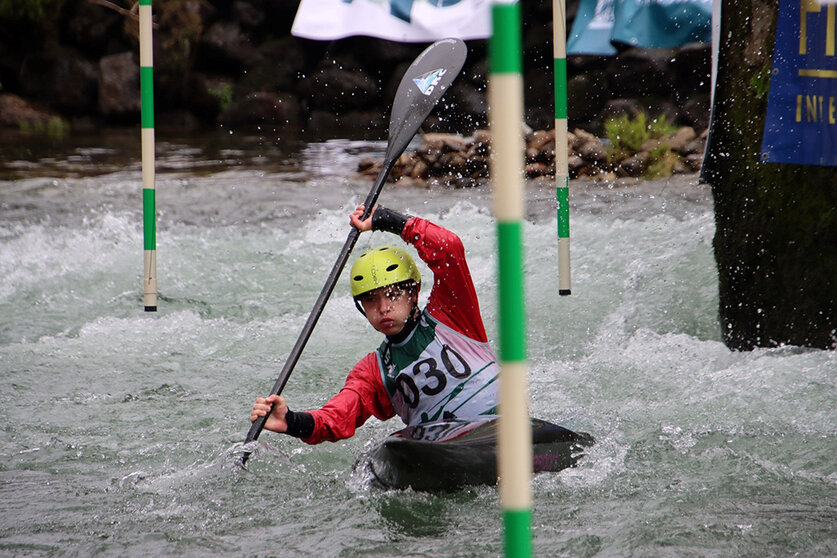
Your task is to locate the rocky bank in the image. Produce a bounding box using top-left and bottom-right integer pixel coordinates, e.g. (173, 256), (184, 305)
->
(358, 124), (706, 187)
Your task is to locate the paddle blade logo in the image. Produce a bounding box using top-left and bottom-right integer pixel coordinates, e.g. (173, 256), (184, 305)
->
(413, 68), (448, 96)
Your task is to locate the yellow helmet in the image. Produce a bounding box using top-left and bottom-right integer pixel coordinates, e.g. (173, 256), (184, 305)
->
(350, 246), (421, 297)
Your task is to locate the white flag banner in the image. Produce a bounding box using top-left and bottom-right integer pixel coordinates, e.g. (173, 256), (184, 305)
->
(291, 0), (492, 42)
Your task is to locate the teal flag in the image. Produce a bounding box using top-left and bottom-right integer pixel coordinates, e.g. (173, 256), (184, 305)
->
(568, 0), (712, 56)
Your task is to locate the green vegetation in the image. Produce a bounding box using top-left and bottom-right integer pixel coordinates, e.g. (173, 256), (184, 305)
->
(605, 111), (678, 156)
(645, 144), (681, 179)
(604, 111), (679, 177)
(0, 0), (64, 22)
(19, 116), (70, 138)
(208, 83), (234, 113)
(749, 66), (772, 100)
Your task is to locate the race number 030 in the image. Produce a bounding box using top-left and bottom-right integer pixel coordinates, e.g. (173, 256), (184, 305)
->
(395, 345), (472, 408)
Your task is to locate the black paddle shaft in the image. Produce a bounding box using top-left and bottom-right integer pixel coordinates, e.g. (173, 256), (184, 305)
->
(242, 39), (467, 458)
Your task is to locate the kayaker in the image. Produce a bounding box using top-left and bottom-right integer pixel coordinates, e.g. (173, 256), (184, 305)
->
(250, 204), (499, 443)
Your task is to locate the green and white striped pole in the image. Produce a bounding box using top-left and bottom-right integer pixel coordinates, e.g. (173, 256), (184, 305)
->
(140, 0), (157, 312)
(489, 2), (532, 557)
(553, 0), (571, 295)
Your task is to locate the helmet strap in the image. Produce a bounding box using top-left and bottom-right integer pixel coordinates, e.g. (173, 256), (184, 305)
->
(387, 305), (421, 344)
(354, 298), (366, 316)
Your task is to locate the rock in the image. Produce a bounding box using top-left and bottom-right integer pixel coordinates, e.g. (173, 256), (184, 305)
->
(671, 42), (711, 98)
(199, 21), (259, 70)
(220, 91), (301, 127)
(469, 129), (492, 154)
(149, 0), (210, 87)
(671, 159), (691, 174)
(600, 98), (643, 121)
(686, 153), (704, 172)
(238, 38), (307, 94)
(525, 146), (538, 162)
(423, 133), (468, 153)
(525, 162), (551, 178)
(98, 52), (140, 118)
(416, 142), (442, 164)
(358, 125), (707, 185)
(340, 110), (386, 133)
(156, 110), (202, 132)
(567, 154), (586, 175)
(682, 136), (707, 156)
(19, 48), (99, 114)
(528, 129), (555, 151)
(619, 151), (651, 177)
(447, 82), (487, 129)
(566, 130), (577, 148)
(410, 159), (429, 179)
(591, 171), (618, 182)
(187, 73), (236, 119)
(566, 73), (606, 122)
(641, 126), (697, 154)
(637, 97), (680, 125)
(360, 160), (383, 178)
(680, 96), (711, 131)
(664, 126), (697, 153)
(232, 1), (266, 29)
(523, 67), (555, 130)
(64, 1), (123, 56)
(578, 137), (608, 163)
(606, 48), (675, 97)
(306, 109), (341, 131)
(466, 156), (489, 178)
(301, 66), (378, 112)
(571, 128), (598, 148)
(0, 93), (61, 128)
(357, 157), (377, 172)
(439, 151), (468, 173)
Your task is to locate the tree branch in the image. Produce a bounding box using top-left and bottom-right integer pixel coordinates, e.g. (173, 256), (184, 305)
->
(87, 0), (157, 27)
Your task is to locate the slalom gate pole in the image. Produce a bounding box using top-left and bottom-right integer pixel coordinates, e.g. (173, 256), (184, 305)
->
(553, 0), (571, 295)
(489, 2), (532, 557)
(140, 0), (157, 312)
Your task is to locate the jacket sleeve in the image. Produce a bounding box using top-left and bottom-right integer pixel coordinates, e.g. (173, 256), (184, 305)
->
(302, 352), (395, 444)
(401, 217), (488, 342)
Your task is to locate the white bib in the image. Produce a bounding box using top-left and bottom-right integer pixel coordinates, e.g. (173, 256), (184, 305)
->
(377, 311), (499, 426)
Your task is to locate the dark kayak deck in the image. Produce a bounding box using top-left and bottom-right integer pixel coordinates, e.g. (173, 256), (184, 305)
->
(356, 418), (594, 491)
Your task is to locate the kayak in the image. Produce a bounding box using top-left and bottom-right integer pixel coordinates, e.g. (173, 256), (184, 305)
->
(355, 418), (594, 491)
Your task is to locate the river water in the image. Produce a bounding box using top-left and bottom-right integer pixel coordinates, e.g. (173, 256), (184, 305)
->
(1, 129), (834, 557)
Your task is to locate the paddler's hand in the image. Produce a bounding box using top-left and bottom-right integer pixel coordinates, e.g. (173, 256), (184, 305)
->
(350, 204), (375, 232)
(251, 394), (289, 433)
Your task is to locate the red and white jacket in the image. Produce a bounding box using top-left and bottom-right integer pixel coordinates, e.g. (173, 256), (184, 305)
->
(302, 217), (489, 444)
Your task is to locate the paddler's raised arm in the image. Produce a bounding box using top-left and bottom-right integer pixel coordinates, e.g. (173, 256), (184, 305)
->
(402, 216), (488, 343)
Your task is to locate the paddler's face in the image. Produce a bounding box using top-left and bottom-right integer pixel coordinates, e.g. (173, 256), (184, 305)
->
(359, 284), (418, 336)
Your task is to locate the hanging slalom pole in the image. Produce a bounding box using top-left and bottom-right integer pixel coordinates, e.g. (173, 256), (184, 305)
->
(489, 2), (532, 557)
(139, 0), (157, 312)
(553, 0), (571, 295)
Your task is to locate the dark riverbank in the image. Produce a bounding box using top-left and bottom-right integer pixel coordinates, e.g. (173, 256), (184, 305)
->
(0, 0), (710, 141)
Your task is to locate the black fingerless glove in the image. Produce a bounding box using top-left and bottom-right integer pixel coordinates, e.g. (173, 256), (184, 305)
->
(372, 206), (411, 236)
(284, 409), (315, 439)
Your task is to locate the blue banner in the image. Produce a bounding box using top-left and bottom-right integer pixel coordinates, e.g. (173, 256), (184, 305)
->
(568, 0), (712, 56)
(761, 0), (837, 166)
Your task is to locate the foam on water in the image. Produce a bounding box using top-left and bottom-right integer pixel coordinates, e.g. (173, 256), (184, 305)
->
(1, 141), (835, 556)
